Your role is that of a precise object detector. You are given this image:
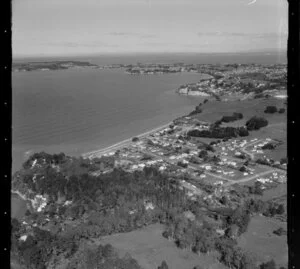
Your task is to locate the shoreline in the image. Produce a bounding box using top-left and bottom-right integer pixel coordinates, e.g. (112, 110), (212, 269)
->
(11, 190), (28, 201)
(82, 121), (173, 159)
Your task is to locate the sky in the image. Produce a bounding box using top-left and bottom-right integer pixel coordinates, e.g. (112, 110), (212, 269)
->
(12, 0), (288, 57)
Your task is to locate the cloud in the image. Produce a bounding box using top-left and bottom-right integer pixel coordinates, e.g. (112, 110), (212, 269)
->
(140, 41), (172, 47)
(197, 32), (246, 37)
(197, 32), (287, 38)
(45, 41), (120, 48)
(107, 32), (157, 38)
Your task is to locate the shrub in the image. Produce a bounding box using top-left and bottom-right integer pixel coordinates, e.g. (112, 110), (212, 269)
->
(280, 157), (287, 164)
(177, 161), (188, 168)
(261, 142), (275, 150)
(264, 106), (277, 114)
(276, 204), (285, 215)
(132, 137), (139, 142)
(254, 93), (264, 99)
(278, 108), (285, 113)
(158, 261), (169, 269)
(249, 181), (264, 195)
(273, 227), (287, 236)
(220, 113), (243, 123)
(238, 127), (249, 137)
(198, 150), (208, 159)
(205, 144), (215, 152)
(264, 203), (285, 217)
(233, 112), (243, 119)
(221, 115), (236, 123)
(246, 116), (268, 131)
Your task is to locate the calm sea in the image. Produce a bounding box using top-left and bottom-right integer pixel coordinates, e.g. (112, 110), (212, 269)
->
(12, 52), (286, 173)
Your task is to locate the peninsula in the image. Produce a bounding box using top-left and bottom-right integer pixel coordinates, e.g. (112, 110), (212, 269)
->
(12, 61), (99, 72)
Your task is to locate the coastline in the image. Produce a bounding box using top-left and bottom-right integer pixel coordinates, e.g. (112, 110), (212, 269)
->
(11, 190), (28, 201)
(82, 121), (173, 159)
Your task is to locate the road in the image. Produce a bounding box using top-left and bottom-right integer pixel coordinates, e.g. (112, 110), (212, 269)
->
(140, 146), (285, 188)
(240, 139), (265, 160)
(222, 169), (283, 187)
(82, 122), (173, 159)
(85, 123), (286, 189)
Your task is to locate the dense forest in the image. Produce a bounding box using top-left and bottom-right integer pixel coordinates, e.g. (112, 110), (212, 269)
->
(187, 126), (249, 139)
(11, 152), (285, 269)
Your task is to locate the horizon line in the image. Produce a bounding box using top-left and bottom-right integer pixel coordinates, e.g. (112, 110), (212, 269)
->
(13, 49), (287, 59)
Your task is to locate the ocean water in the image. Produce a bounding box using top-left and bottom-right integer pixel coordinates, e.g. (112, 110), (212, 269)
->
(12, 52), (286, 173)
(12, 69), (204, 172)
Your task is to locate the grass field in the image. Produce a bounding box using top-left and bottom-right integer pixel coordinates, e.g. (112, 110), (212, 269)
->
(194, 98), (286, 162)
(260, 183), (287, 202)
(96, 224), (226, 269)
(237, 215), (288, 267)
(195, 98), (286, 124)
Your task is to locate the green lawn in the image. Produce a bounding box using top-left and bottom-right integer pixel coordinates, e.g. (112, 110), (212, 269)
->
(237, 215), (288, 267)
(96, 224), (226, 269)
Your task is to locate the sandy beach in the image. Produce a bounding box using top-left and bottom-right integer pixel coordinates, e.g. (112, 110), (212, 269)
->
(82, 121), (173, 159)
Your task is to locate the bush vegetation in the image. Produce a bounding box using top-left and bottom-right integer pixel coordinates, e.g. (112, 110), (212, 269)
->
(264, 106), (278, 114)
(12, 152), (280, 269)
(246, 116), (268, 131)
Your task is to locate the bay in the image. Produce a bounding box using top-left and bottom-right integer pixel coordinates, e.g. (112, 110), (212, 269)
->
(12, 52), (286, 173)
(12, 68), (203, 172)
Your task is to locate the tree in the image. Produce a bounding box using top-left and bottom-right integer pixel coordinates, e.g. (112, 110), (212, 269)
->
(132, 137), (139, 142)
(205, 144), (215, 152)
(276, 204), (285, 215)
(246, 116), (268, 131)
(177, 161), (188, 168)
(198, 150), (208, 159)
(158, 260), (169, 269)
(264, 106), (278, 114)
(239, 166), (247, 172)
(217, 241), (256, 269)
(238, 127), (249, 137)
(280, 157), (287, 164)
(261, 143), (276, 150)
(220, 196), (229, 205)
(251, 181), (263, 195)
(225, 207), (251, 235)
(264, 202), (284, 217)
(273, 227), (286, 236)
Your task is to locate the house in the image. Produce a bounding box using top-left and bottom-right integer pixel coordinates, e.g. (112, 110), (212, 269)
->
(216, 229), (225, 236)
(19, 235), (28, 242)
